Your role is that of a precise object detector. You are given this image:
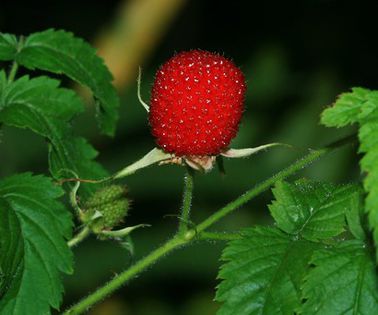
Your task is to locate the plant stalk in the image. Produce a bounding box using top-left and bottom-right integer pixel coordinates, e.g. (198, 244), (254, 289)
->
(199, 231), (242, 241)
(196, 134), (356, 234)
(63, 235), (187, 315)
(63, 135), (355, 314)
(7, 61), (19, 83)
(178, 168), (194, 234)
(7, 35), (25, 83)
(196, 147), (328, 233)
(67, 226), (91, 248)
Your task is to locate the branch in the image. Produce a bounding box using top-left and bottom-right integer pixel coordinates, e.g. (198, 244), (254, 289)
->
(63, 135), (355, 314)
(63, 235), (188, 315)
(198, 231), (242, 241)
(197, 147), (328, 233)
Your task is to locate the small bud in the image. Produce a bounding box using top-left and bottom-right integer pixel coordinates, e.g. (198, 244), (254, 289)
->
(83, 185), (130, 233)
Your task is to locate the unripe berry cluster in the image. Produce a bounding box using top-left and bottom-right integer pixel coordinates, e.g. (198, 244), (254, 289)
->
(83, 185), (129, 233)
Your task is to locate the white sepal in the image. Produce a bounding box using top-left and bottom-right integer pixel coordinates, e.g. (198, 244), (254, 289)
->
(221, 143), (287, 158)
(114, 147), (172, 179)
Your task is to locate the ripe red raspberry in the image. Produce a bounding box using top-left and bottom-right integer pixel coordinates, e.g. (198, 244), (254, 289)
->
(149, 50), (246, 156)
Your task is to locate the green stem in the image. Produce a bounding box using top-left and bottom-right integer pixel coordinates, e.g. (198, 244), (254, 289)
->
(63, 235), (187, 315)
(7, 61), (19, 83)
(7, 35), (24, 83)
(67, 226), (91, 248)
(63, 135), (355, 315)
(178, 168), (194, 234)
(197, 134), (355, 234)
(68, 177), (84, 219)
(199, 231), (242, 241)
(197, 147), (330, 233)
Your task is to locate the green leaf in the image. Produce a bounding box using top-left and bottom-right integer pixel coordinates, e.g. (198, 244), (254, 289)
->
(0, 173), (73, 315)
(0, 29), (119, 136)
(320, 88), (378, 260)
(216, 227), (321, 315)
(0, 71), (107, 197)
(358, 93), (378, 253)
(0, 33), (18, 60)
(321, 87), (371, 127)
(302, 240), (378, 314)
(18, 29), (119, 136)
(345, 188), (366, 240)
(269, 179), (358, 241)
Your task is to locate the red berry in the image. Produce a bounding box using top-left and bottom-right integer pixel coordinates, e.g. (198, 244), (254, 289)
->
(149, 50), (246, 156)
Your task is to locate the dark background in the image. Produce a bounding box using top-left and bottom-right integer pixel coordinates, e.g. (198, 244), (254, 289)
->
(1, 1), (377, 314)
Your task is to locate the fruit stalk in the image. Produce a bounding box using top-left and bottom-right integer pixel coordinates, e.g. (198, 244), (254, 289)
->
(178, 168), (194, 234)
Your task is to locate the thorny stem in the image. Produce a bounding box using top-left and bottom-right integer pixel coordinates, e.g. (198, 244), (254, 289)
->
(178, 168), (194, 234)
(63, 134), (356, 315)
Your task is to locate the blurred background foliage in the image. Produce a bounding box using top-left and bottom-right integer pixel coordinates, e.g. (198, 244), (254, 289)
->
(1, 0), (377, 314)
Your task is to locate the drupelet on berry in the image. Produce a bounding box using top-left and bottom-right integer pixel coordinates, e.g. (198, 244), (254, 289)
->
(149, 50), (246, 157)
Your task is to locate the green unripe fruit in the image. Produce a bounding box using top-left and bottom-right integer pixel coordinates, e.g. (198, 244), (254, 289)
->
(85, 185), (126, 207)
(83, 185), (130, 233)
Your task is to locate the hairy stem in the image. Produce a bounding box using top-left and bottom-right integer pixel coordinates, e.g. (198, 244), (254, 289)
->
(7, 36), (24, 83)
(178, 168), (194, 234)
(196, 135), (356, 234)
(63, 235), (188, 315)
(7, 61), (19, 83)
(199, 231), (242, 241)
(196, 147), (329, 233)
(67, 226), (91, 248)
(64, 135), (355, 314)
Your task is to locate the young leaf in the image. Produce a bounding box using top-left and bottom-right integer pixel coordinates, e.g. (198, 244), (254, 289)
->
(302, 240), (378, 314)
(320, 88), (378, 259)
(269, 179), (358, 241)
(0, 29), (119, 136)
(0, 71), (107, 197)
(0, 173), (73, 315)
(216, 227), (321, 315)
(321, 87), (371, 127)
